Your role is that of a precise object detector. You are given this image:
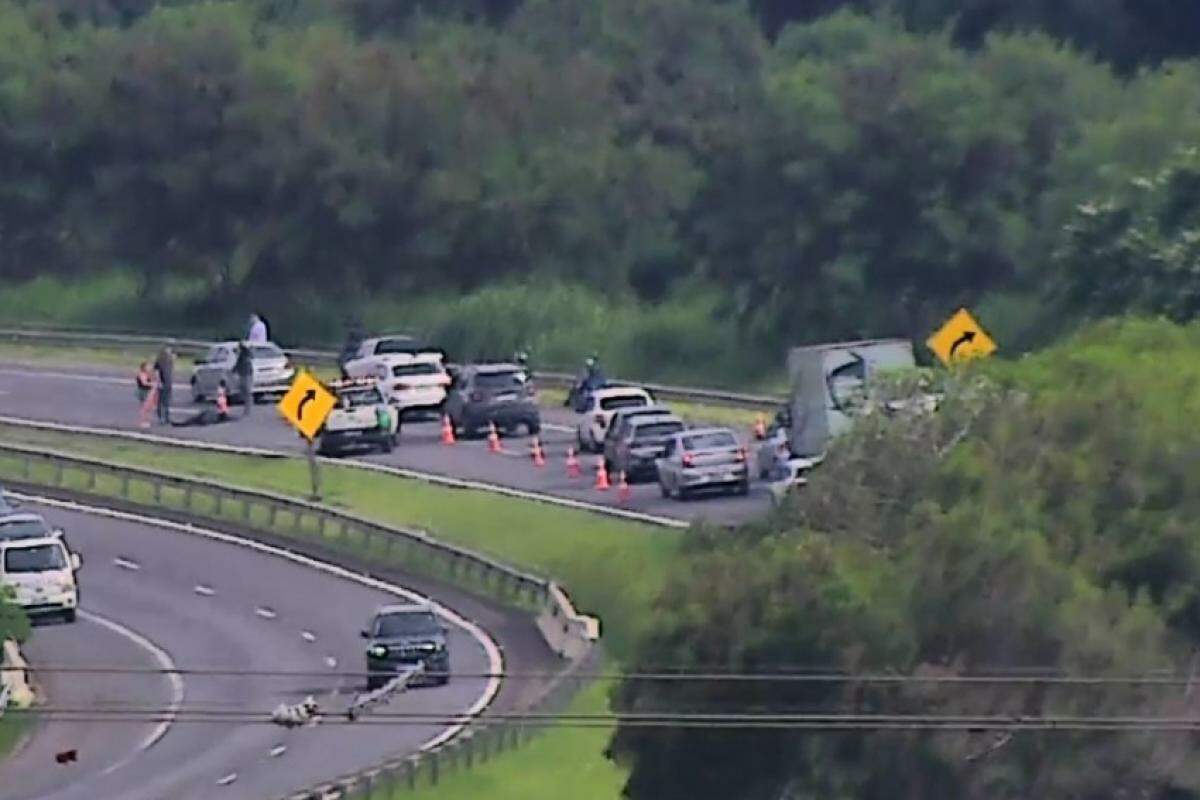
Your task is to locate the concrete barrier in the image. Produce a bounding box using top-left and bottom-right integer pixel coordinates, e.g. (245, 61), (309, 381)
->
(1, 639), (35, 710)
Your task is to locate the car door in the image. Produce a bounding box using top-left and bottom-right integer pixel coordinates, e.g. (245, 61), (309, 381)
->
(195, 346), (226, 396)
(658, 437), (679, 489)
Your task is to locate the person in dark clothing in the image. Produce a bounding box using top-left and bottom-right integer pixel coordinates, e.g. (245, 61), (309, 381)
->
(234, 341), (254, 417)
(154, 344), (175, 425)
(175, 384), (231, 427)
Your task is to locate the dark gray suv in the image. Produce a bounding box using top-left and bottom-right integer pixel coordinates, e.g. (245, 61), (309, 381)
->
(362, 603), (451, 689)
(444, 363), (541, 438)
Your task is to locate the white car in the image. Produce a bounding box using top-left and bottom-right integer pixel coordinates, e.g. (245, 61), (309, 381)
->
(190, 340), (295, 403)
(766, 457), (821, 506)
(0, 535), (81, 622)
(576, 386), (654, 452)
(317, 380), (400, 457)
(342, 340), (450, 418)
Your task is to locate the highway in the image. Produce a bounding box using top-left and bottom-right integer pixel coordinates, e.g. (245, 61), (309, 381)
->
(0, 362), (771, 525)
(0, 499), (499, 800)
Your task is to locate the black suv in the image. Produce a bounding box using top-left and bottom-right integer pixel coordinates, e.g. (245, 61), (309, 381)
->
(444, 363), (541, 438)
(362, 603), (451, 689)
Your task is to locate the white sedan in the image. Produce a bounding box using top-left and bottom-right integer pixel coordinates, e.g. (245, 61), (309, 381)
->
(576, 386), (654, 452)
(343, 339), (450, 418)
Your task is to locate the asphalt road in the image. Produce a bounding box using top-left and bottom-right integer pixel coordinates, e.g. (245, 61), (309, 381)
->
(0, 363), (771, 525)
(0, 501), (496, 800)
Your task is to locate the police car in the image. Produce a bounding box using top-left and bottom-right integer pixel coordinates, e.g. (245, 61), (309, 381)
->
(317, 379), (400, 457)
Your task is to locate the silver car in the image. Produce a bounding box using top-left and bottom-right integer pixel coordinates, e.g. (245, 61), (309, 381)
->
(190, 341), (295, 403)
(656, 427), (750, 500)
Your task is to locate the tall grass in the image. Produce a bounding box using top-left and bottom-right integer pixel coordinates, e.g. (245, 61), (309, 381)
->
(0, 274), (781, 387)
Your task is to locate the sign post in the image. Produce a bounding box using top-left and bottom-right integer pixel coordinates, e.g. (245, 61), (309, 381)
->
(277, 371), (337, 501)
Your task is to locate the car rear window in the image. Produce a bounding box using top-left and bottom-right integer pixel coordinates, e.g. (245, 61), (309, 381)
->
(474, 371), (524, 390)
(683, 432), (738, 450)
(374, 612), (440, 637)
(600, 395), (648, 411)
(337, 388), (382, 407)
(633, 421), (684, 440)
(0, 519), (49, 540)
(374, 338), (421, 355)
(4, 543), (66, 573)
(251, 345), (284, 359)
(392, 363), (441, 378)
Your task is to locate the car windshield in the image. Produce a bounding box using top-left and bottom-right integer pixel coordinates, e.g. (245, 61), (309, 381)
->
(683, 432), (738, 451)
(0, 518), (49, 540)
(375, 338), (421, 355)
(251, 344), (284, 360)
(392, 363), (441, 378)
(475, 371), (524, 390)
(600, 395), (648, 411)
(374, 611), (441, 637)
(633, 421), (684, 440)
(338, 388), (382, 407)
(4, 543), (67, 573)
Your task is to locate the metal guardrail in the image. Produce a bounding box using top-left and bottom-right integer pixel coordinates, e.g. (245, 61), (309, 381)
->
(0, 326), (784, 410)
(0, 441), (601, 798)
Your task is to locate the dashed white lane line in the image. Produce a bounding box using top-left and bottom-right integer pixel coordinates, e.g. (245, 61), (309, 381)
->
(324, 656), (338, 669)
(83, 609), (184, 777)
(194, 584), (215, 596)
(254, 606), (277, 620)
(216, 772), (238, 786)
(300, 630), (316, 643)
(112, 556), (141, 571)
(269, 744), (287, 758)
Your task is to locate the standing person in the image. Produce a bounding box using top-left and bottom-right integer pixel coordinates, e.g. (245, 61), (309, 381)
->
(234, 340), (254, 417)
(153, 343), (175, 425)
(135, 362), (154, 407)
(247, 313), (268, 344)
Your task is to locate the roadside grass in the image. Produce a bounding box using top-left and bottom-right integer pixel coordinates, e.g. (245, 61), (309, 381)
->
(0, 716), (27, 763)
(393, 680), (623, 800)
(0, 425), (678, 659)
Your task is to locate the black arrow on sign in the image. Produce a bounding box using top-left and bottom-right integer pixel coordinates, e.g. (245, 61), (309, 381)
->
(949, 330), (976, 359)
(297, 389), (317, 421)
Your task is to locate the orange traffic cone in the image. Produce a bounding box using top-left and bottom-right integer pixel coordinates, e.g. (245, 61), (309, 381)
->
(531, 436), (546, 467)
(617, 470), (631, 504)
(487, 421), (502, 453)
(566, 447), (581, 479)
(753, 414), (766, 440)
(441, 415), (456, 445)
(594, 457), (611, 491)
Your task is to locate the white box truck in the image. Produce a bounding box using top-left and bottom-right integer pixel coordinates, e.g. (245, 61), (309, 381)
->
(787, 338), (915, 457)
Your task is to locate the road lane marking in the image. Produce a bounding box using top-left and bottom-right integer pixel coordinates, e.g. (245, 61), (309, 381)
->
(82, 609), (184, 777)
(20, 492), (505, 758)
(112, 556), (141, 571)
(194, 585), (215, 596)
(324, 656), (338, 669)
(269, 744), (287, 758)
(216, 772), (238, 786)
(301, 630), (316, 642)
(254, 606), (277, 620)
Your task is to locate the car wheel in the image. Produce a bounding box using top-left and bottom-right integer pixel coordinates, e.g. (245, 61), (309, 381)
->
(366, 676), (385, 692)
(605, 459), (614, 477)
(380, 436), (393, 454)
(659, 480), (669, 498)
(526, 420), (541, 436)
(576, 432), (587, 453)
(735, 478), (750, 496)
(62, 609), (76, 623)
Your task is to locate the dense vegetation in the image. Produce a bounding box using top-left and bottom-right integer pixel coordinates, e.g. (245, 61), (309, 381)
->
(0, 589), (29, 644)
(611, 318), (1200, 799)
(2, 0), (1200, 381)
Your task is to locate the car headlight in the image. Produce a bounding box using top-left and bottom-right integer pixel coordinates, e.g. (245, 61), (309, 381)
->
(368, 645), (388, 658)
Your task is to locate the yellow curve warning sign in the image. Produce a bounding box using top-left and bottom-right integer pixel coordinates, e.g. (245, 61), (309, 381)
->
(926, 308), (997, 367)
(277, 371), (336, 440)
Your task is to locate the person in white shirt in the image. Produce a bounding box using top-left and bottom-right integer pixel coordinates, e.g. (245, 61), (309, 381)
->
(247, 313), (268, 343)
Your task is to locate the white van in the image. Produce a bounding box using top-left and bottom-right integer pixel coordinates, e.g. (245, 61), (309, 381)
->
(0, 536), (81, 623)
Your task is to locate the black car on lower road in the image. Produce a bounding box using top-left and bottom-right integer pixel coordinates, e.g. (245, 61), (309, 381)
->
(444, 362), (541, 438)
(362, 603), (451, 689)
